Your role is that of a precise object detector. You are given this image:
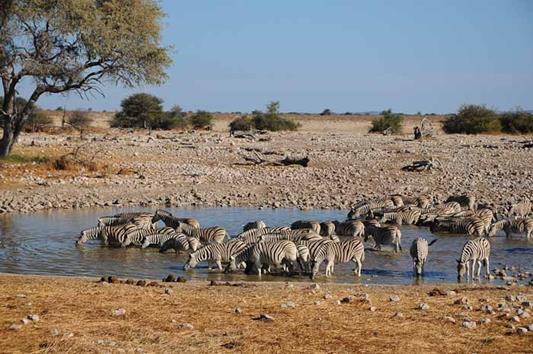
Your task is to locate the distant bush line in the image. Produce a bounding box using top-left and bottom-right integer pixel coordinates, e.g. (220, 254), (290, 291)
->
(229, 101), (300, 132)
(443, 105), (533, 134)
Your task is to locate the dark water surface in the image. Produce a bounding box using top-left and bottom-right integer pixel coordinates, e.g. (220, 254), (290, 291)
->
(0, 207), (531, 285)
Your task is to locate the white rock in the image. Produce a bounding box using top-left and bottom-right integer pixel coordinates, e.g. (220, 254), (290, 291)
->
(389, 295), (400, 302)
(444, 316), (456, 324)
(178, 323), (194, 330)
(462, 321), (477, 329)
(418, 303), (430, 310)
(112, 308), (126, 317)
(27, 314), (40, 322)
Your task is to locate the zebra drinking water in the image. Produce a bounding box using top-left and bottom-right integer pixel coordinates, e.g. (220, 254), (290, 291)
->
(457, 237), (491, 281)
(409, 237), (437, 276)
(488, 218), (533, 239)
(364, 224), (402, 252)
(184, 240), (248, 271)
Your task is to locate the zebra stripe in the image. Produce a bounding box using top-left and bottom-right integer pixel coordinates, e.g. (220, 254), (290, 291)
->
(409, 238), (437, 276)
(445, 195), (476, 211)
(488, 218), (533, 239)
(319, 221), (335, 237)
(332, 220), (365, 238)
(365, 224), (402, 252)
(380, 209), (421, 226)
(430, 217), (485, 237)
(243, 220), (267, 232)
(348, 198), (395, 219)
(228, 240), (298, 276)
(179, 226), (228, 244)
(291, 220), (321, 234)
(509, 200), (532, 218)
(236, 226), (290, 241)
(153, 209), (200, 229)
(141, 227), (186, 248)
(457, 237), (491, 281)
(184, 240), (248, 270)
(311, 239), (365, 278)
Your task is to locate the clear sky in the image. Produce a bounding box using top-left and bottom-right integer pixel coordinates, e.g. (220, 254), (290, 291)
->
(33, 0), (533, 113)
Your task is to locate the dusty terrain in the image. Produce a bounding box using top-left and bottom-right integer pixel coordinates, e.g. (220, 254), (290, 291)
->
(0, 274), (532, 353)
(0, 113), (532, 214)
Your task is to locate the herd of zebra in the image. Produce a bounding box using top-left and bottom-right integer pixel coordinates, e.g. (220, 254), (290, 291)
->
(76, 195), (533, 282)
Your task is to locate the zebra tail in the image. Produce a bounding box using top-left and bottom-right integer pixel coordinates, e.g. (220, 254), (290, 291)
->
(428, 239), (438, 246)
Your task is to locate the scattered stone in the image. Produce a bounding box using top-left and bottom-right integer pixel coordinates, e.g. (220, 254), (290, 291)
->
(163, 274), (176, 282)
(522, 301), (532, 308)
(446, 290), (457, 297)
(392, 312), (404, 318)
(324, 293), (333, 300)
(417, 303), (430, 311)
(147, 281), (159, 287)
(100, 281), (110, 287)
(454, 297), (469, 305)
(361, 293), (371, 302)
(107, 276), (119, 284)
(369, 306), (377, 312)
(428, 288), (447, 296)
(222, 342), (240, 350)
(27, 314), (40, 322)
(314, 301), (323, 306)
(506, 295), (517, 302)
(444, 316), (456, 324)
(516, 295), (527, 303)
(50, 328), (60, 336)
(281, 301), (297, 309)
(176, 277), (187, 283)
(136, 280), (146, 287)
(463, 304), (473, 311)
(389, 295), (400, 302)
(178, 323), (194, 330)
(505, 328), (516, 335)
(527, 324), (533, 331)
(253, 314), (274, 322)
(112, 308), (126, 317)
(8, 324), (22, 331)
(479, 318), (491, 325)
(517, 327), (528, 335)
(125, 279), (135, 285)
(511, 316), (521, 323)
(462, 321), (477, 329)
(164, 288), (173, 295)
(481, 304), (494, 314)
(340, 296), (354, 304)
(234, 308), (242, 314)
(21, 318), (31, 325)
(309, 283), (320, 290)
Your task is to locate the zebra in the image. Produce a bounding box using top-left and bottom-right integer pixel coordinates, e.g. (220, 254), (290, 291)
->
(291, 220), (321, 234)
(445, 195), (476, 211)
(184, 240), (248, 271)
(508, 200), (532, 218)
(418, 202), (464, 226)
(409, 237), (438, 276)
(236, 226), (291, 241)
(97, 213), (155, 229)
(379, 209), (421, 226)
(390, 195), (404, 207)
(332, 220), (365, 238)
(243, 220), (267, 232)
(319, 221), (335, 237)
(364, 224), (402, 252)
(311, 238), (365, 279)
(430, 217), (486, 237)
(488, 218), (533, 239)
(227, 240), (299, 277)
(474, 208), (495, 234)
(77, 224), (145, 247)
(159, 235), (202, 253)
(152, 209), (200, 229)
(296, 244), (311, 273)
(141, 227), (190, 248)
(457, 237), (491, 281)
(178, 226), (228, 244)
(347, 198), (395, 219)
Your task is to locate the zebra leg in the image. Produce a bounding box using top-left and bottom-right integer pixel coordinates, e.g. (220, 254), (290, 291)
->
(484, 258), (490, 278)
(216, 259), (223, 271)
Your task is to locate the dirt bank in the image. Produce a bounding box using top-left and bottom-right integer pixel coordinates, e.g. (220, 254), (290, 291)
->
(0, 274), (531, 353)
(0, 115), (531, 214)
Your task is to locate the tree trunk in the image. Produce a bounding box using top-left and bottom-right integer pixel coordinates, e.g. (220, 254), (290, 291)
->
(0, 121), (14, 157)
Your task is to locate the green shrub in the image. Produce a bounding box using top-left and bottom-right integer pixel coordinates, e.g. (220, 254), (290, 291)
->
(250, 101), (299, 132)
(369, 109), (403, 134)
(190, 110), (213, 129)
(111, 93), (163, 129)
(25, 109), (53, 132)
(229, 116), (253, 132)
(443, 104), (500, 134)
(320, 108), (332, 116)
(499, 110), (533, 134)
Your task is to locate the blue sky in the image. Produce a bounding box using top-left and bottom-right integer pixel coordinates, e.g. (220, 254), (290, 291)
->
(34, 0), (533, 113)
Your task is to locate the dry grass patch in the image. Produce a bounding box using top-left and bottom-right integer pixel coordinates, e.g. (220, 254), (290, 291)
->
(0, 275), (531, 353)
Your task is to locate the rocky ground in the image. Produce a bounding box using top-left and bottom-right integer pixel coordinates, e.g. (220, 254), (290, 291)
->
(0, 274), (532, 353)
(0, 115), (532, 214)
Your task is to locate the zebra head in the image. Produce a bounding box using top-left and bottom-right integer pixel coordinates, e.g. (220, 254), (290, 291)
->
(226, 256), (238, 273)
(183, 253), (197, 270)
(76, 227), (100, 245)
(456, 259), (466, 280)
(152, 209), (172, 223)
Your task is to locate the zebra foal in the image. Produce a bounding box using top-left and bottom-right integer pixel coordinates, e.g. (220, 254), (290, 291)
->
(457, 237), (491, 281)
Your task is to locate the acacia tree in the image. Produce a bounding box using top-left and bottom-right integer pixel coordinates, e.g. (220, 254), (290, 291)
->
(0, 0), (171, 156)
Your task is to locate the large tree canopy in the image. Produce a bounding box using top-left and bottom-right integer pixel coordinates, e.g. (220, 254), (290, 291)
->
(0, 0), (171, 155)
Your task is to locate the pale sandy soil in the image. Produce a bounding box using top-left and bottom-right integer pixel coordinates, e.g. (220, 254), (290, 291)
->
(0, 114), (531, 214)
(0, 274), (532, 353)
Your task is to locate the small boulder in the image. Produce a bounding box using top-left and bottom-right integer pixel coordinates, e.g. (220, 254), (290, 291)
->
(417, 303), (430, 311)
(462, 321), (477, 329)
(234, 308), (242, 314)
(281, 301), (297, 309)
(163, 274), (176, 282)
(178, 323), (194, 330)
(107, 276), (119, 284)
(389, 295), (400, 302)
(516, 327), (528, 335)
(481, 304), (494, 314)
(340, 296), (354, 304)
(454, 297), (469, 305)
(111, 308), (126, 317)
(125, 279), (135, 285)
(369, 306), (377, 312)
(136, 280), (147, 287)
(27, 314), (40, 322)
(164, 288), (173, 295)
(8, 324), (22, 331)
(253, 314), (274, 322)
(392, 312), (404, 318)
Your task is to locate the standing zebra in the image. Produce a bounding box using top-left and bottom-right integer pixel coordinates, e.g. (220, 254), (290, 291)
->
(77, 223), (146, 247)
(311, 238), (365, 279)
(364, 224), (402, 252)
(509, 201), (532, 218)
(319, 221), (335, 237)
(430, 217), (486, 237)
(296, 244), (311, 273)
(152, 209), (200, 229)
(141, 227), (192, 249)
(227, 240), (299, 277)
(409, 237), (437, 276)
(184, 240), (248, 271)
(445, 195), (476, 211)
(236, 227), (291, 241)
(488, 218), (533, 239)
(332, 220), (365, 238)
(457, 237), (491, 281)
(243, 220), (267, 232)
(97, 213), (155, 229)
